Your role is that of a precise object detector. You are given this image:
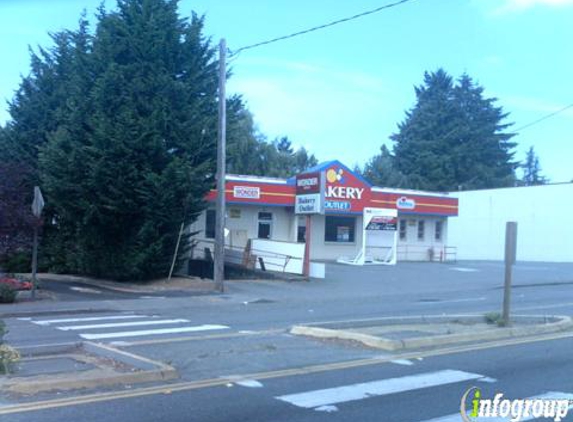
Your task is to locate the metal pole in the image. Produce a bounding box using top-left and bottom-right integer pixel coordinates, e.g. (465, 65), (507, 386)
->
(303, 215), (311, 279)
(214, 38), (227, 293)
(502, 222), (518, 326)
(31, 223), (38, 300)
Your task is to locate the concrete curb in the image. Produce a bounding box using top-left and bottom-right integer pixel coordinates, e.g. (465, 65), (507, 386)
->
(291, 314), (573, 351)
(1, 342), (178, 394)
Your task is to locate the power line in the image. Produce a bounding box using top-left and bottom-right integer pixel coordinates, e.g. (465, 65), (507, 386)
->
(230, 0), (416, 56)
(514, 102), (573, 132)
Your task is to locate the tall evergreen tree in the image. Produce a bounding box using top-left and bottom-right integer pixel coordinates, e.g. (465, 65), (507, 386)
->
(392, 69), (517, 191)
(8, 0), (218, 280)
(0, 162), (34, 263)
(520, 146), (547, 186)
(362, 144), (408, 187)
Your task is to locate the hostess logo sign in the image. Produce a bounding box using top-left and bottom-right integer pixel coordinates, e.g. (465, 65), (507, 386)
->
(396, 196), (416, 210)
(323, 166), (369, 213)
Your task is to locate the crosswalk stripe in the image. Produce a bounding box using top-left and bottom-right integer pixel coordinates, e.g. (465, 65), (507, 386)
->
(56, 319), (190, 331)
(33, 315), (149, 325)
(79, 324), (230, 340)
(419, 391), (573, 422)
(276, 369), (487, 409)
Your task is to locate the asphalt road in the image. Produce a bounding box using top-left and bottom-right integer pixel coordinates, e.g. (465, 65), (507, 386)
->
(1, 261), (572, 421)
(2, 336), (573, 422)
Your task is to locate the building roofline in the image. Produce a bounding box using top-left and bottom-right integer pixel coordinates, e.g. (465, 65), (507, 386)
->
(449, 181), (573, 194)
(371, 186), (452, 198)
(226, 174), (289, 185)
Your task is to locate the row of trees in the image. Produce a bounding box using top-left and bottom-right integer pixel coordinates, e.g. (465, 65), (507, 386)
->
(0, 0), (548, 280)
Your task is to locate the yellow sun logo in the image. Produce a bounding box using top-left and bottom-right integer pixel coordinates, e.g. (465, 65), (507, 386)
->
(326, 168), (344, 183)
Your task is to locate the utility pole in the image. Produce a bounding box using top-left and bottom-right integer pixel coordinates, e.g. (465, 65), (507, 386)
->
(214, 38), (227, 293)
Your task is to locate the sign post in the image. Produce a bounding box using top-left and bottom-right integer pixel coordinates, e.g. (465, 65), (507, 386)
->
(295, 172), (325, 278)
(502, 221), (518, 326)
(31, 186), (45, 300)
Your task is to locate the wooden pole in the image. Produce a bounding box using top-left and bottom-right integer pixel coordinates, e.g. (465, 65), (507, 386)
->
(214, 38), (227, 293)
(168, 222), (185, 282)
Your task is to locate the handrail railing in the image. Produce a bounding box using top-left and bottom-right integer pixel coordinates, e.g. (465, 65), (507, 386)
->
(189, 238), (303, 273)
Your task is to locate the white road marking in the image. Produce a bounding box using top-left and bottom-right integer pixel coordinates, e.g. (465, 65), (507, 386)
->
(450, 267), (479, 272)
(276, 370), (487, 409)
(79, 324), (230, 340)
(235, 380), (263, 388)
(419, 391), (573, 422)
(391, 359), (414, 366)
(70, 286), (101, 294)
(315, 405), (338, 413)
(33, 315), (149, 325)
(57, 319), (190, 331)
(109, 341), (132, 347)
(420, 297), (486, 305)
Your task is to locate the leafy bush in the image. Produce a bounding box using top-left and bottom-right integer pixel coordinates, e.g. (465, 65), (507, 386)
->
(0, 284), (17, 304)
(484, 312), (506, 327)
(0, 344), (20, 374)
(0, 320), (20, 374)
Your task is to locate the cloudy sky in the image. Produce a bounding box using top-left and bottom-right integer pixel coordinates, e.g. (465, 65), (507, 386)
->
(1, 0), (572, 182)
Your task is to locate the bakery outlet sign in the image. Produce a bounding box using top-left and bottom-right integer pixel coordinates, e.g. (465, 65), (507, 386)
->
(323, 167), (369, 212)
(295, 172), (324, 214)
(295, 166), (373, 214)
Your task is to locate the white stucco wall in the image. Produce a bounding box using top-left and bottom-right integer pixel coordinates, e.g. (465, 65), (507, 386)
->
(307, 214), (363, 261)
(190, 207), (450, 262)
(189, 205), (295, 249)
(448, 183), (573, 262)
(396, 216), (448, 261)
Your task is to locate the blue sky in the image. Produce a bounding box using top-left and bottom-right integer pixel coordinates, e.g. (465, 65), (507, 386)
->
(1, 0), (572, 182)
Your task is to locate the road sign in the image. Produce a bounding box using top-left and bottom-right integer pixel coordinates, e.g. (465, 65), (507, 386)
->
(295, 172), (325, 215)
(31, 186), (44, 218)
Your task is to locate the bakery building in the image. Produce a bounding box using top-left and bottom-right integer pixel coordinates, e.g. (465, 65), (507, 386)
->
(188, 160), (459, 264)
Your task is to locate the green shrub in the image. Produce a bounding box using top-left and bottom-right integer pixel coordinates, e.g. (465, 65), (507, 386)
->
(0, 251), (31, 273)
(0, 344), (20, 374)
(484, 311), (507, 327)
(0, 284), (17, 304)
(0, 320), (5, 342)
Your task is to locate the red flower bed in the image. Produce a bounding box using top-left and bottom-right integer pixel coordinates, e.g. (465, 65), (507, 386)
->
(0, 278), (32, 291)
